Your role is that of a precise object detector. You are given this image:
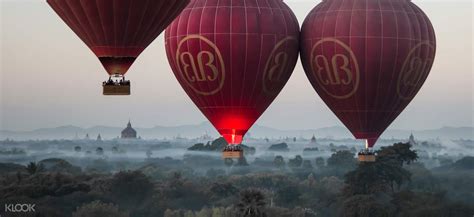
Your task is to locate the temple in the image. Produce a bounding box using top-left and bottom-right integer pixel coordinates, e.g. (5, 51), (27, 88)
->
(121, 121), (137, 139)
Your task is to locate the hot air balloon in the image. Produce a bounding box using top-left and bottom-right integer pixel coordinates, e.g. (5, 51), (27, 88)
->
(300, 0), (436, 162)
(47, 0), (190, 95)
(165, 0), (300, 158)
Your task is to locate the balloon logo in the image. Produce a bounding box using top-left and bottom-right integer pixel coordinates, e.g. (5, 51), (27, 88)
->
(263, 37), (299, 95)
(176, 35), (226, 96)
(397, 42), (436, 100)
(309, 38), (360, 99)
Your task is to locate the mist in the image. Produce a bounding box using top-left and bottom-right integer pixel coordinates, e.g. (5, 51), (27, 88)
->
(1, 135), (474, 216)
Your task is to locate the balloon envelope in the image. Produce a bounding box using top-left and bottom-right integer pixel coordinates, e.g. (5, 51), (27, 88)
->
(48, 0), (190, 75)
(300, 0), (436, 147)
(165, 0), (300, 144)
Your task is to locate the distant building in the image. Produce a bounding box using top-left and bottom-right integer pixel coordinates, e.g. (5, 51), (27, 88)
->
(408, 133), (417, 145)
(310, 134), (317, 143)
(200, 132), (212, 141)
(121, 121), (137, 139)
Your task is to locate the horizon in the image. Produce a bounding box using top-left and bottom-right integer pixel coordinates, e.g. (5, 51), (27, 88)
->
(1, 121), (472, 142)
(1, 121), (473, 132)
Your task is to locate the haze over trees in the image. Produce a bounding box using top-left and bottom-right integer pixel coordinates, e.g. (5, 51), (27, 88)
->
(0, 137), (473, 217)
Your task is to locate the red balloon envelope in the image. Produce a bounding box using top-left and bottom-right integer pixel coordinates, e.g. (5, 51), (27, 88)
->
(47, 0), (189, 76)
(301, 0), (436, 148)
(165, 0), (300, 145)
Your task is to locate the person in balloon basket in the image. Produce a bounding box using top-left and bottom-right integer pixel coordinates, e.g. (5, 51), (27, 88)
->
(103, 76), (130, 86)
(103, 77), (113, 86)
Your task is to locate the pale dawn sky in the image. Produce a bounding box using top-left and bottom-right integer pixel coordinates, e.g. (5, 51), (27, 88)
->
(0, 0), (473, 131)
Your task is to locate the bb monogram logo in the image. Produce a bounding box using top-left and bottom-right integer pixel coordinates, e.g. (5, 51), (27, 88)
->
(397, 41), (435, 100)
(310, 38), (360, 99)
(263, 37), (297, 94)
(176, 35), (225, 96)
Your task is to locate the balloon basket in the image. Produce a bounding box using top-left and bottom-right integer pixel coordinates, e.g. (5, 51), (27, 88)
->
(222, 151), (243, 159)
(103, 83), (130, 95)
(222, 145), (244, 159)
(358, 150), (376, 162)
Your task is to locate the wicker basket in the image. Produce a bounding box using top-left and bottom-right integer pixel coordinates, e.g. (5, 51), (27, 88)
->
(103, 85), (130, 95)
(358, 154), (376, 162)
(222, 150), (243, 159)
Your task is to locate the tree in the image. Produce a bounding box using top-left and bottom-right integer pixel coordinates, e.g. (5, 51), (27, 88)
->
(164, 209), (181, 217)
(302, 160), (313, 169)
(276, 185), (301, 207)
(268, 143), (289, 152)
(212, 207), (226, 217)
(340, 195), (394, 217)
(307, 173), (316, 187)
(391, 191), (474, 217)
(206, 168), (226, 178)
(26, 162), (43, 175)
(343, 163), (390, 195)
(344, 143), (417, 195)
(320, 176), (345, 195)
(237, 157), (249, 166)
(327, 151), (356, 168)
(39, 158), (81, 174)
(208, 182), (239, 199)
(224, 158), (234, 167)
(108, 171), (154, 210)
(195, 207), (212, 217)
(315, 157), (325, 168)
(237, 188), (267, 217)
(377, 142), (418, 166)
(438, 158), (453, 166)
(405, 163), (438, 192)
(344, 159), (413, 195)
(169, 171), (184, 188)
(451, 156), (474, 170)
(184, 210), (195, 217)
(326, 150), (357, 177)
(74, 146), (82, 152)
(96, 147), (104, 155)
(146, 150), (153, 158)
(288, 155), (303, 168)
(72, 201), (129, 217)
(273, 156), (285, 168)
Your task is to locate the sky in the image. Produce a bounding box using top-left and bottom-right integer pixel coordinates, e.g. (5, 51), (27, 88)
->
(0, 0), (473, 132)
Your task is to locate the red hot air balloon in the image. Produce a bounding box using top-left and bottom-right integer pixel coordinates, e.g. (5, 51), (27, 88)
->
(165, 0), (300, 158)
(300, 0), (436, 161)
(47, 0), (190, 95)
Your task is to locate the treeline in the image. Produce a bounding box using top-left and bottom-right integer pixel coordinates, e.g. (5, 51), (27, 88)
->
(0, 143), (473, 217)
